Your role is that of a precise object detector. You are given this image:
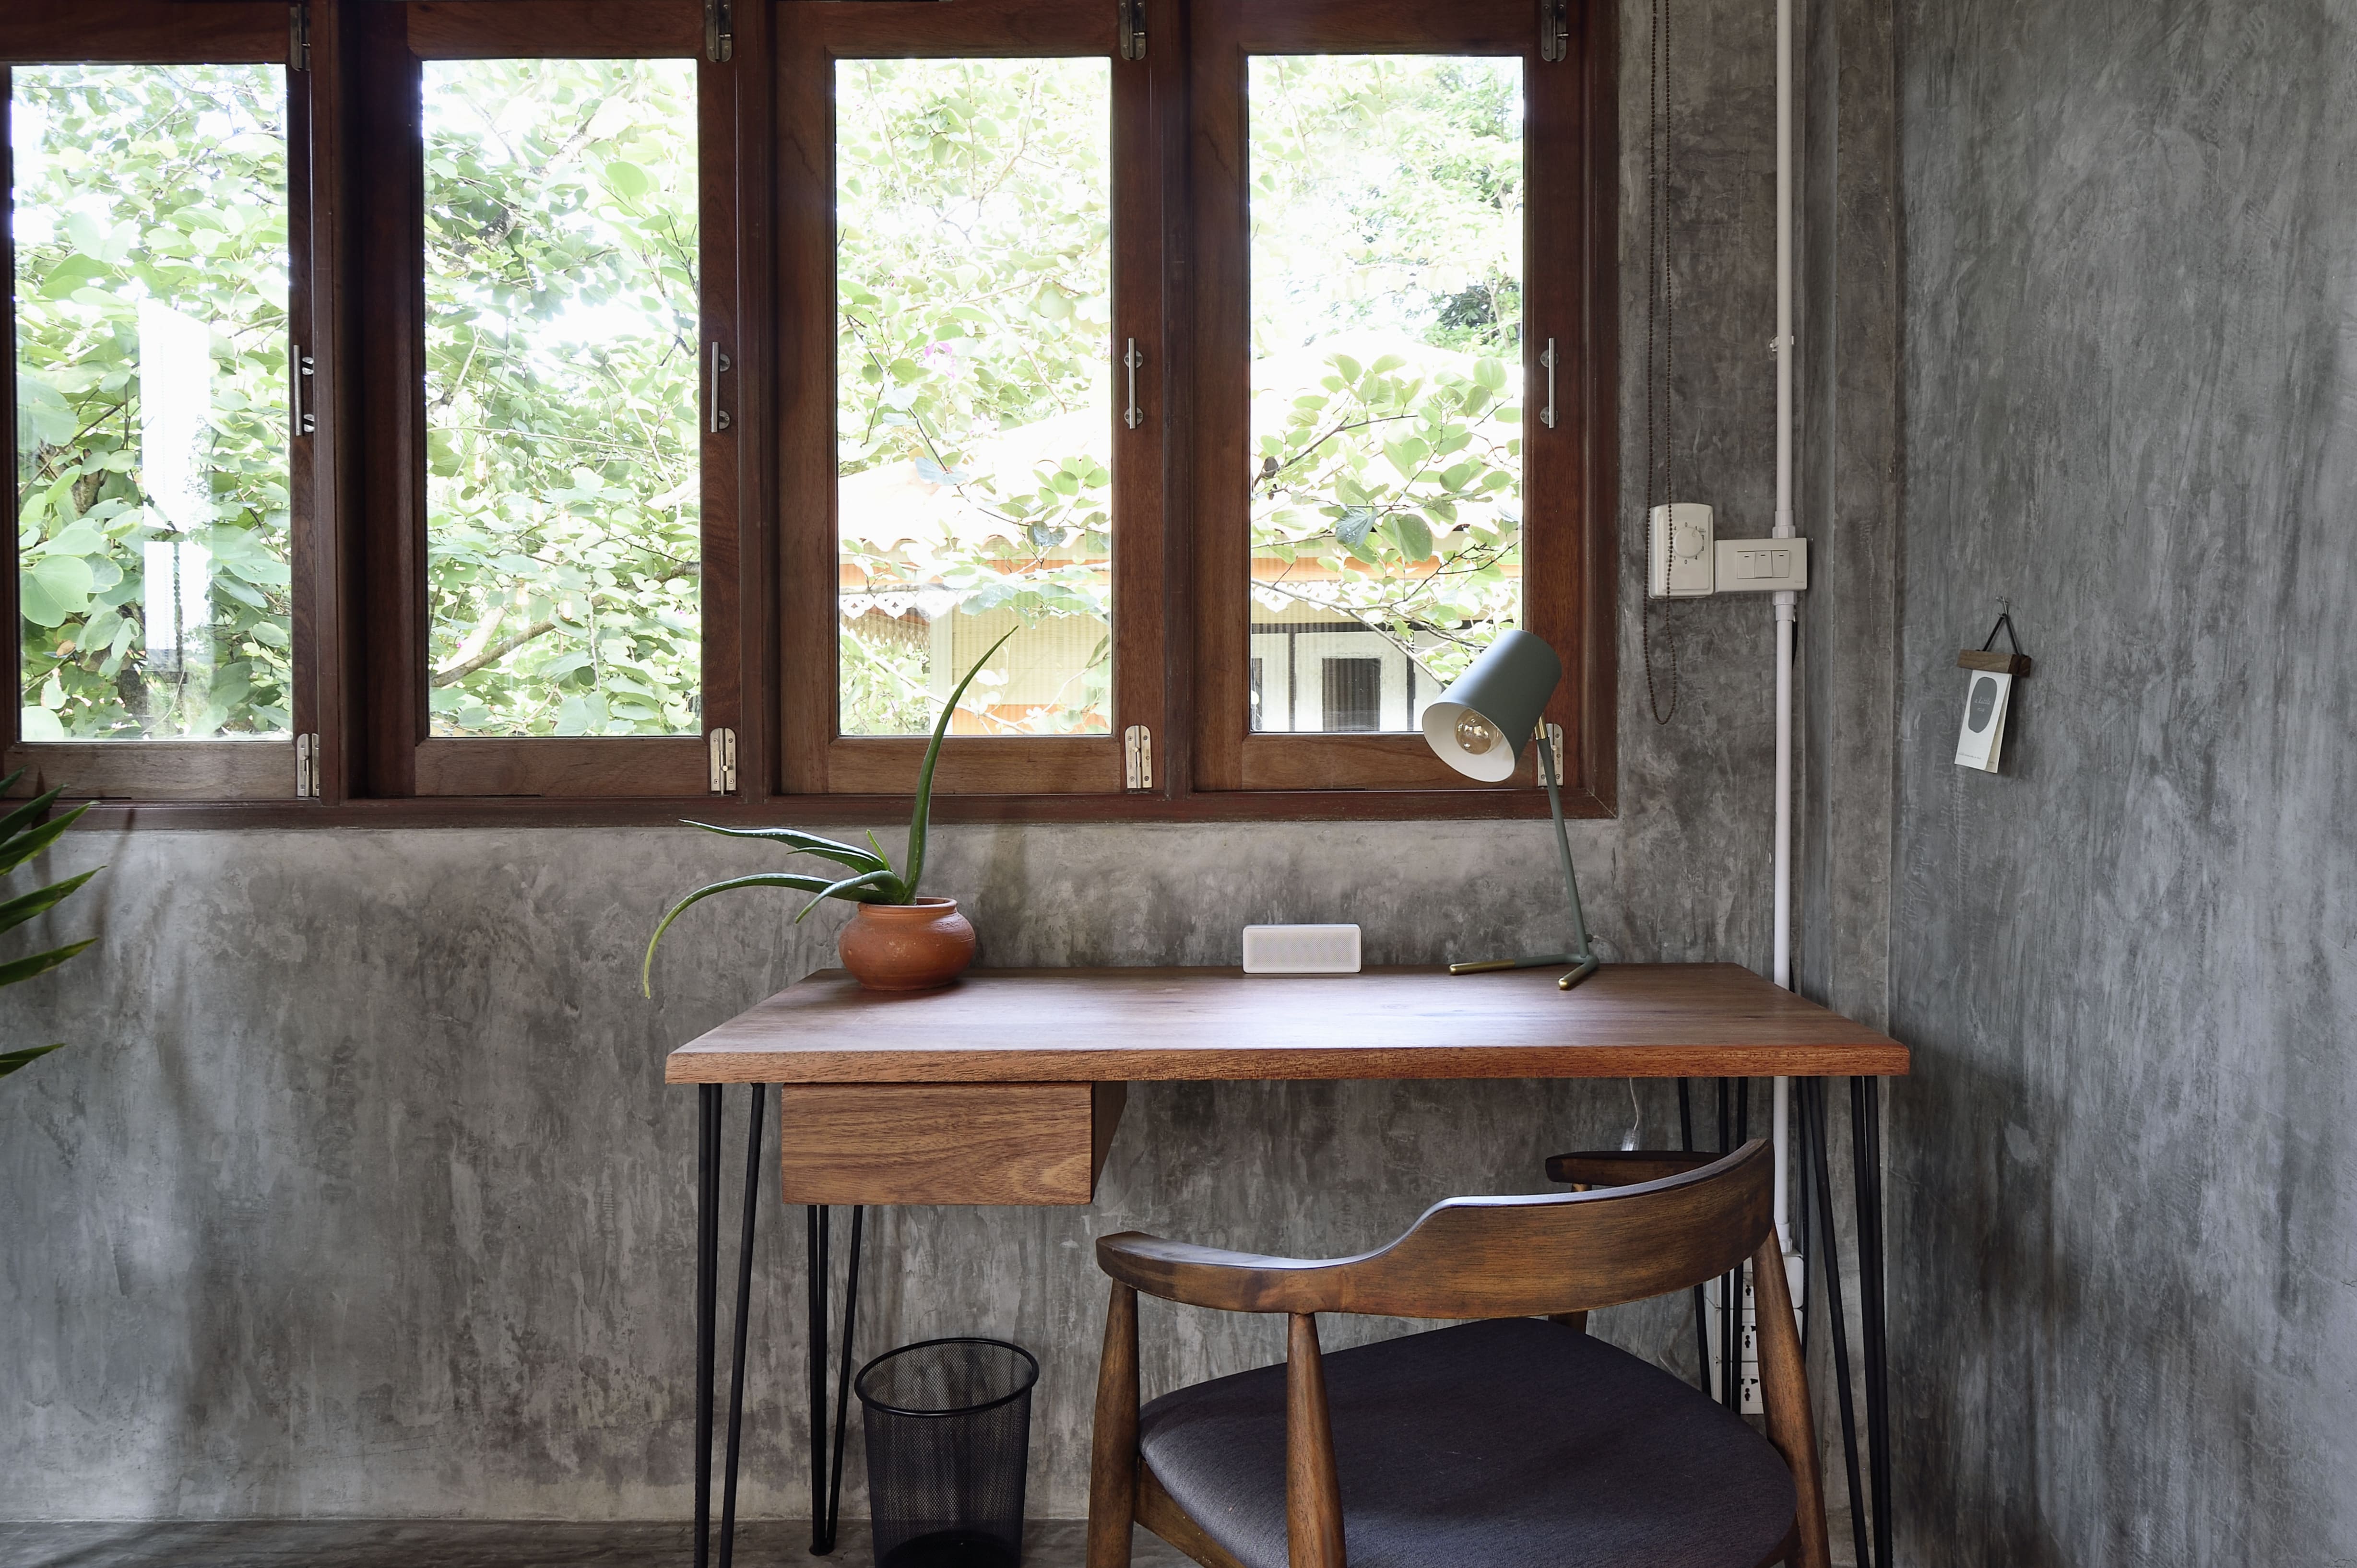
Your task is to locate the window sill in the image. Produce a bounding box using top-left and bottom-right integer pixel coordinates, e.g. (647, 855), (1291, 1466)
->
(38, 785), (1610, 831)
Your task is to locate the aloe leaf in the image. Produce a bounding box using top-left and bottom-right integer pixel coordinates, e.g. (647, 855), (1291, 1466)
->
(0, 937), (95, 990)
(0, 1044), (65, 1081)
(0, 800), (90, 878)
(793, 867), (901, 924)
(642, 872), (875, 997)
(0, 865), (102, 939)
(904, 627), (1017, 900)
(681, 820), (886, 874)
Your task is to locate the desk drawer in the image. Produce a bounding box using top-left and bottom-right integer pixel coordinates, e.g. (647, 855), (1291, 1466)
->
(777, 1082), (1127, 1205)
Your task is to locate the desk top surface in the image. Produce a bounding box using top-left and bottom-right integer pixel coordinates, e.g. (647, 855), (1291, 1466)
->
(665, 963), (1908, 1085)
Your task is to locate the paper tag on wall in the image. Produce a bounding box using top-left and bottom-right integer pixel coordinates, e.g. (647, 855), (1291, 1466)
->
(1954, 670), (2012, 772)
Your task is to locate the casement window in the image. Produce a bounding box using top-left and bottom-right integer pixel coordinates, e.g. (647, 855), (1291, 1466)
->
(5, 0), (1609, 821)
(3, 4), (314, 799)
(351, 1), (746, 798)
(777, 0), (1166, 798)
(1187, 0), (1613, 807)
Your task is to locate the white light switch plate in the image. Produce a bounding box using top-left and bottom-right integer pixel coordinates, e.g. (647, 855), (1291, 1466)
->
(1242, 924), (1362, 974)
(1648, 503), (1716, 598)
(1713, 536), (1810, 591)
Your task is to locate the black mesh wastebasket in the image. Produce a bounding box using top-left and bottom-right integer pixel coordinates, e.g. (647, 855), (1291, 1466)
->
(855, 1337), (1039, 1568)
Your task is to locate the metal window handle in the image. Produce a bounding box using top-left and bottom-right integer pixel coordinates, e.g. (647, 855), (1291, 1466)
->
(1123, 338), (1144, 429)
(1540, 338), (1557, 430)
(292, 351), (316, 437)
(709, 342), (733, 434)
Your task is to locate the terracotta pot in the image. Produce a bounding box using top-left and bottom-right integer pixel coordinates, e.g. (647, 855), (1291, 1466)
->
(839, 897), (977, 992)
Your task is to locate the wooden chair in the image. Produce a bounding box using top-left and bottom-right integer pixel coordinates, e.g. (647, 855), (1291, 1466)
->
(1085, 1138), (1828, 1568)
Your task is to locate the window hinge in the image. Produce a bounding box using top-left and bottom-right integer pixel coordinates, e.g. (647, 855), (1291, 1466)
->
(1543, 721), (1565, 785)
(295, 732), (321, 798)
(1123, 724), (1152, 790)
(1539, 0), (1568, 63)
(289, 4), (311, 72)
(1119, 0), (1146, 60)
(705, 0), (733, 63)
(708, 727), (738, 793)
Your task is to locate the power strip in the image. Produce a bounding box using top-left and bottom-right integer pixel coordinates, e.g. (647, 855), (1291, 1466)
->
(1705, 1250), (1806, 1413)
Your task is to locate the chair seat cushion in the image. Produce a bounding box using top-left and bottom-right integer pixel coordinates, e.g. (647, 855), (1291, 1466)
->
(1136, 1316), (1794, 1568)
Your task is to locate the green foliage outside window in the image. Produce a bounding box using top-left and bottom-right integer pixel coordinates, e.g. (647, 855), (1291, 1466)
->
(12, 64), (291, 741)
(12, 57), (1525, 745)
(834, 58), (1116, 735)
(423, 59), (702, 737)
(1248, 55), (1527, 689)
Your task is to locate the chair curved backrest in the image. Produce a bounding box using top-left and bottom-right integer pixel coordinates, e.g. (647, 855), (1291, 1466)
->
(1097, 1138), (1774, 1320)
(1086, 1137), (1828, 1568)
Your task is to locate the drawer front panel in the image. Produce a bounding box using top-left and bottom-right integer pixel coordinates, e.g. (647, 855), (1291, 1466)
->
(778, 1082), (1126, 1205)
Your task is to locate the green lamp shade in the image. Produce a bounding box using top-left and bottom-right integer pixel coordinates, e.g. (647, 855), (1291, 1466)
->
(1420, 628), (1563, 783)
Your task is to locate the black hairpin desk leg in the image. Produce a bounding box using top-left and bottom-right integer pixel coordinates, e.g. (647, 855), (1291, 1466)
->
(694, 1086), (721, 1568)
(1800, 1074), (1895, 1568)
(805, 1203), (868, 1556)
(691, 1085), (769, 1568)
(719, 1086), (765, 1568)
(1802, 1078), (1871, 1568)
(1853, 1075), (1893, 1568)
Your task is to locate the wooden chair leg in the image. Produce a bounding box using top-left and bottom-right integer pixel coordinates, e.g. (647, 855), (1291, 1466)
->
(1752, 1237), (1830, 1568)
(1088, 1283), (1139, 1568)
(1285, 1313), (1345, 1568)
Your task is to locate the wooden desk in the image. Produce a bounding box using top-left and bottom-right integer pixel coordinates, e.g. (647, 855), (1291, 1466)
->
(666, 964), (1907, 1567)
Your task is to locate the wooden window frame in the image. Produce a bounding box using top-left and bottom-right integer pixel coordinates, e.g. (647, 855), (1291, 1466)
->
(351, 0), (749, 799)
(4, 0), (1611, 826)
(775, 0), (1168, 799)
(1, 2), (317, 800)
(1185, 0), (1616, 815)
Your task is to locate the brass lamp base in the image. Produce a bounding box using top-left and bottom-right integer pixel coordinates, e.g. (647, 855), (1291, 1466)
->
(1446, 953), (1601, 990)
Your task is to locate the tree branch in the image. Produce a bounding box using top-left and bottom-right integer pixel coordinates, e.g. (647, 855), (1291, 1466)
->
(432, 617), (558, 687)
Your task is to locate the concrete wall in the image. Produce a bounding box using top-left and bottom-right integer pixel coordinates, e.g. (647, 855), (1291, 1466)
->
(1890, 0), (2357, 1561)
(0, 0), (1909, 1528)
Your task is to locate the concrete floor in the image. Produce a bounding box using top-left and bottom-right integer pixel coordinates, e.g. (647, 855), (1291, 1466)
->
(0, 1520), (1193, 1568)
(0, 1514), (1860, 1566)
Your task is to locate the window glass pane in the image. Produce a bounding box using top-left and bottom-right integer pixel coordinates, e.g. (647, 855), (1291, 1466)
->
(836, 58), (1113, 737)
(12, 65), (290, 740)
(423, 59), (699, 738)
(1246, 55), (1523, 734)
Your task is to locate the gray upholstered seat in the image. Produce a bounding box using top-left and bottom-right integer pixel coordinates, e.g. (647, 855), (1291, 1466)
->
(1136, 1316), (1796, 1568)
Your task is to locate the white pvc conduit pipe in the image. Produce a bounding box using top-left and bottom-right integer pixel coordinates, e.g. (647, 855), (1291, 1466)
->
(1770, 0), (1797, 1253)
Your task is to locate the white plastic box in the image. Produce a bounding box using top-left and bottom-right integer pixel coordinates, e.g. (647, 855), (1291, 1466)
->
(1241, 924), (1362, 975)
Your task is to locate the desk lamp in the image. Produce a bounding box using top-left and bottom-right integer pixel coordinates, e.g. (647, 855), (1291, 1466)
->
(1420, 628), (1599, 990)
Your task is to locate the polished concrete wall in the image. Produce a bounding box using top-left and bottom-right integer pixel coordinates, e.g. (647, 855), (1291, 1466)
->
(0, 0), (1907, 1528)
(0, 824), (1700, 1519)
(1890, 0), (2357, 1561)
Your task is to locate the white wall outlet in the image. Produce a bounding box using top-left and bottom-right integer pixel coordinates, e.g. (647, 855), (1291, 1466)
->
(1648, 503), (1716, 598)
(1713, 536), (1810, 591)
(1242, 924), (1362, 975)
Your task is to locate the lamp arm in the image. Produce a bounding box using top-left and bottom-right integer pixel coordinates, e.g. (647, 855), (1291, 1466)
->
(1537, 737), (1597, 972)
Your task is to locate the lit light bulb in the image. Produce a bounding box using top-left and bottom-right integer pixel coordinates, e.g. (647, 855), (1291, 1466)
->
(1454, 711), (1498, 756)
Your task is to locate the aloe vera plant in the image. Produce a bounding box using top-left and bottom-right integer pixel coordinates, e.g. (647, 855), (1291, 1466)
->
(642, 630), (1014, 996)
(1, 771), (100, 1082)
